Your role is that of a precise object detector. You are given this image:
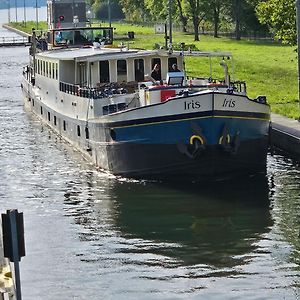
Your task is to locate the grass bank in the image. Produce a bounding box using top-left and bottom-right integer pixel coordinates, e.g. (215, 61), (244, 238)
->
(9, 21), (299, 119)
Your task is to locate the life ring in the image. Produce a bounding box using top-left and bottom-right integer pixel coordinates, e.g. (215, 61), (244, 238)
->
(219, 134), (230, 145)
(190, 135), (204, 146)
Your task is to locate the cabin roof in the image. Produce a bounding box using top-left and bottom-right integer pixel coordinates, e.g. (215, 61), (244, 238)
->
(37, 47), (161, 61)
(36, 47), (232, 62)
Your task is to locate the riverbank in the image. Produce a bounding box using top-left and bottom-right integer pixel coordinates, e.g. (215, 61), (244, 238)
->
(6, 20), (299, 119)
(3, 22), (300, 160)
(2, 24), (30, 37)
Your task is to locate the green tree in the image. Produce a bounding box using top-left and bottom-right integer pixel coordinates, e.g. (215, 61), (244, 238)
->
(255, 0), (296, 45)
(175, 0), (188, 32)
(201, 0), (228, 38)
(228, 0), (267, 40)
(185, 0), (205, 41)
(122, 0), (148, 21)
(91, 0), (125, 21)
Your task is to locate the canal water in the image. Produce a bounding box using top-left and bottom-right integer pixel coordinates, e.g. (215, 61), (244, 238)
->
(1, 10), (300, 300)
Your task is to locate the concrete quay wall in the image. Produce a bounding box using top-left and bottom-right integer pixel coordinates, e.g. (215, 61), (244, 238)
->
(271, 113), (300, 157)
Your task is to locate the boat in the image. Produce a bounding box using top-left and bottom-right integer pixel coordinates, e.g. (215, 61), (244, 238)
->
(21, 0), (270, 181)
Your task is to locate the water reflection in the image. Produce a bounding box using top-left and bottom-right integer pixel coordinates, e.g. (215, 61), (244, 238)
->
(268, 154), (300, 268)
(63, 174), (272, 270)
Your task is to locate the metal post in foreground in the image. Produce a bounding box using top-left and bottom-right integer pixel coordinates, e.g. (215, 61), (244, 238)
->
(9, 211), (22, 300)
(1, 210), (25, 300)
(296, 0), (300, 120)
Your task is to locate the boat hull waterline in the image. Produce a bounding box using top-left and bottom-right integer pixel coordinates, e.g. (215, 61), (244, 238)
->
(22, 83), (270, 181)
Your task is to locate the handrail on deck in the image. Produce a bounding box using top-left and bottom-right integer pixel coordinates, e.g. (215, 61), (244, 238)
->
(59, 82), (105, 99)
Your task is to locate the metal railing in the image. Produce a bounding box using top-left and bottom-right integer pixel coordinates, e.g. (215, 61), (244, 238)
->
(59, 82), (107, 99)
(0, 36), (30, 46)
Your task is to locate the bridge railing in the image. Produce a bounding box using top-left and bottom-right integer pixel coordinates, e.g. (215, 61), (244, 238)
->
(0, 36), (29, 45)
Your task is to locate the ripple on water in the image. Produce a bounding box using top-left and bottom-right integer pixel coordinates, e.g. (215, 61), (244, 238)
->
(1, 43), (300, 299)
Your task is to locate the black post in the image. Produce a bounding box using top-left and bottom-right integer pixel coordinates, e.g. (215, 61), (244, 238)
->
(1, 209), (25, 300)
(164, 23), (168, 49)
(168, 0), (172, 45)
(108, 0), (111, 27)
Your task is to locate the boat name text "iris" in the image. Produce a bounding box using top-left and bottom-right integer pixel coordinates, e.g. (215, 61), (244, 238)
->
(184, 100), (201, 110)
(222, 98), (236, 108)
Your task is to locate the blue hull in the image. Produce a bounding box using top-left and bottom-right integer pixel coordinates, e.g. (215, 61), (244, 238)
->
(106, 114), (270, 180)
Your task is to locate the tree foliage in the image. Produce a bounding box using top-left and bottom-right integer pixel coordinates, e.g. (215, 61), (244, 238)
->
(91, 0), (125, 20)
(255, 0), (296, 45)
(89, 0), (297, 44)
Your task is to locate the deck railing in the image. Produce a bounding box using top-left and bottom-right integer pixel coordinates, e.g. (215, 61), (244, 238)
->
(59, 82), (104, 99)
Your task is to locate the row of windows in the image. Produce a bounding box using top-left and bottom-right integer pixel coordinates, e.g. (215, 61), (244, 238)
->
(33, 99), (89, 139)
(36, 59), (58, 80)
(99, 57), (178, 83)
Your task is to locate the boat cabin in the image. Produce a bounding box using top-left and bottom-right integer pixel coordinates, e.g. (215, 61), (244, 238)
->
(48, 27), (113, 48)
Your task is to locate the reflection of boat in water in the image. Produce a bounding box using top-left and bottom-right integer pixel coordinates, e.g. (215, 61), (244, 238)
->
(111, 177), (272, 267)
(63, 174), (272, 267)
(22, 0), (270, 181)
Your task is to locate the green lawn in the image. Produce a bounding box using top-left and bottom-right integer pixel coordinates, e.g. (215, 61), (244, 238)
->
(9, 21), (300, 119)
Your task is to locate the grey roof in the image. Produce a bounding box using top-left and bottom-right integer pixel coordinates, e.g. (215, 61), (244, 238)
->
(37, 47), (232, 62)
(37, 47), (155, 61)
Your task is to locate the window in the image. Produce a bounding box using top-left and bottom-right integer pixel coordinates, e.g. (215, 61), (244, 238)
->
(54, 115), (57, 126)
(40, 106), (43, 115)
(117, 60), (127, 82)
(49, 62), (52, 78)
(63, 120), (66, 131)
(48, 111), (51, 121)
(99, 60), (110, 83)
(168, 57), (178, 71)
(42, 61), (45, 76)
(134, 59), (144, 82)
(85, 127), (89, 139)
(151, 58), (162, 81)
(77, 125), (81, 137)
(46, 61), (49, 77)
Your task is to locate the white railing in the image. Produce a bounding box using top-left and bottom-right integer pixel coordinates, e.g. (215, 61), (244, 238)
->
(0, 36), (29, 45)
